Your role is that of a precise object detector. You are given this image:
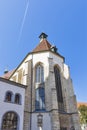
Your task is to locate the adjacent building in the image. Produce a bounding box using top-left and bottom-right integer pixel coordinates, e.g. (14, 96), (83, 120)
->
(0, 77), (26, 130)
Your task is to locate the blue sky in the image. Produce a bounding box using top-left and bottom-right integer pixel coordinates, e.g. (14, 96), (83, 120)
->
(0, 0), (87, 102)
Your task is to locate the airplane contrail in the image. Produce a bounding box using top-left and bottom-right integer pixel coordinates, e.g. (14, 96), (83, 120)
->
(17, 0), (29, 44)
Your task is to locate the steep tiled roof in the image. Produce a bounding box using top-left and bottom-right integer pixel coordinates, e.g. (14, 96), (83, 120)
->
(32, 39), (51, 52)
(2, 69), (15, 79)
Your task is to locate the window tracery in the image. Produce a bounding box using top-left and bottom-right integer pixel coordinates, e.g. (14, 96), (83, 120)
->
(35, 64), (45, 111)
(2, 112), (18, 130)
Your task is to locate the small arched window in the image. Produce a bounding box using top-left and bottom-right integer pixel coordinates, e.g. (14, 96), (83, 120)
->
(35, 64), (44, 83)
(15, 94), (21, 104)
(2, 112), (18, 130)
(5, 91), (13, 102)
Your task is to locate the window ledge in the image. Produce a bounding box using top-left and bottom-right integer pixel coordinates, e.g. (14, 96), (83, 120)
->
(4, 100), (21, 105)
(35, 109), (46, 112)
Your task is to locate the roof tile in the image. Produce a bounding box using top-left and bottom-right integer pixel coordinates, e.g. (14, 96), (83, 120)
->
(32, 39), (51, 52)
(2, 69), (15, 79)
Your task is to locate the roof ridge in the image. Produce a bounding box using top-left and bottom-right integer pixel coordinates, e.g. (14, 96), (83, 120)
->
(0, 77), (27, 88)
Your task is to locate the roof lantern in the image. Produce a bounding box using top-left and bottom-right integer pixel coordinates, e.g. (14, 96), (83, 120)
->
(39, 32), (48, 42)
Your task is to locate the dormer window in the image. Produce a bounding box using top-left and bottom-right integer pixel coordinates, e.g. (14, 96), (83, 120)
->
(51, 45), (57, 53)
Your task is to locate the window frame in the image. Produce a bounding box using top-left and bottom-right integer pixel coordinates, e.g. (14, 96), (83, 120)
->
(2, 111), (19, 130)
(15, 93), (21, 105)
(5, 91), (13, 103)
(35, 63), (45, 111)
(35, 64), (44, 83)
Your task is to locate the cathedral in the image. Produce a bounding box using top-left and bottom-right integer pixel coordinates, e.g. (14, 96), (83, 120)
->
(0, 33), (81, 130)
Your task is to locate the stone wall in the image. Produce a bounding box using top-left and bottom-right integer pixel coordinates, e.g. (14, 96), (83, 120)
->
(23, 60), (32, 130)
(9, 51), (81, 130)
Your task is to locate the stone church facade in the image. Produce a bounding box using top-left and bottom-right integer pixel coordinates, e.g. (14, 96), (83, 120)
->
(0, 33), (81, 130)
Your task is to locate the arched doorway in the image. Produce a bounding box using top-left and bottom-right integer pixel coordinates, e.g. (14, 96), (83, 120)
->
(2, 112), (18, 130)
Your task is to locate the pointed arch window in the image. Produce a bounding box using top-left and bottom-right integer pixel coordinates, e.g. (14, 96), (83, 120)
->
(54, 66), (64, 111)
(35, 64), (45, 111)
(2, 112), (18, 130)
(35, 65), (44, 83)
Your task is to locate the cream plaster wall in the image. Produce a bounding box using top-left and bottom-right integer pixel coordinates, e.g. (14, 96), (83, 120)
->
(0, 81), (25, 130)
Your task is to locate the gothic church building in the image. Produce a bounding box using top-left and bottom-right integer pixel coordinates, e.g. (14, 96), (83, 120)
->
(0, 33), (81, 130)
